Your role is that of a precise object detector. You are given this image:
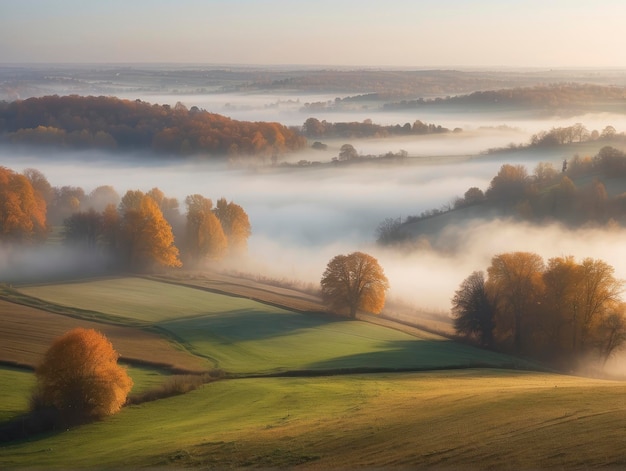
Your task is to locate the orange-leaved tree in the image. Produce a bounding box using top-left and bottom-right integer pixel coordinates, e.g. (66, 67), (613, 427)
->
(33, 328), (133, 424)
(320, 251), (389, 318)
(213, 197), (251, 256)
(0, 166), (48, 242)
(184, 194), (228, 264)
(119, 191), (182, 271)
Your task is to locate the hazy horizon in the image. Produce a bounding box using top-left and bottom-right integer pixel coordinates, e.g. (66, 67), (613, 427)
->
(2, 1), (626, 68)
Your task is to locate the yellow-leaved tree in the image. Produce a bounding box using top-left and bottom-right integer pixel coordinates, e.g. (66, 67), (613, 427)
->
(0, 166), (48, 242)
(33, 328), (133, 424)
(119, 191), (181, 271)
(184, 194), (228, 265)
(213, 197), (251, 256)
(320, 251), (389, 318)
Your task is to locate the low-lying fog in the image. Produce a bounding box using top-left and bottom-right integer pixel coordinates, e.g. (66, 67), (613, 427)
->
(4, 141), (626, 319)
(122, 91), (626, 137)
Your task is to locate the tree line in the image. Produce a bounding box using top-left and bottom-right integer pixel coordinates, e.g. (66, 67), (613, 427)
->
(0, 166), (250, 272)
(378, 145), (626, 246)
(302, 117), (457, 140)
(383, 83), (626, 112)
(452, 252), (625, 368)
(0, 95), (306, 158)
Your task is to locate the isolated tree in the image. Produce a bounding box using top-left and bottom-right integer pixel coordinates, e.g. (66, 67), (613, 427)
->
(338, 143), (358, 161)
(213, 197), (251, 255)
(185, 194), (228, 264)
(120, 192), (181, 271)
(320, 251), (389, 318)
(33, 328), (133, 424)
(452, 271), (495, 347)
(486, 252), (544, 352)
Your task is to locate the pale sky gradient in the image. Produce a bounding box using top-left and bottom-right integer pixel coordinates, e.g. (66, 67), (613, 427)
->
(0, 0), (624, 68)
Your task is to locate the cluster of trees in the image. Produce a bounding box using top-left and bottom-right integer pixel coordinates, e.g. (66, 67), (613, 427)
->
(64, 191), (250, 271)
(378, 146), (626, 246)
(0, 95), (306, 158)
(302, 117), (456, 140)
(0, 166), (250, 272)
(452, 252), (625, 367)
(384, 83), (626, 111)
(529, 124), (618, 147)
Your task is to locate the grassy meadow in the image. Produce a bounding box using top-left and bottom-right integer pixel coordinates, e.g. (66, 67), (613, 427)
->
(2, 276), (625, 469)
(15, 277), (525, 374)
(2, 370), (626, 469)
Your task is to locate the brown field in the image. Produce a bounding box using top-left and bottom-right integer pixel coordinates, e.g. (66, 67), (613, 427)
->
(0, 299), (208, 372)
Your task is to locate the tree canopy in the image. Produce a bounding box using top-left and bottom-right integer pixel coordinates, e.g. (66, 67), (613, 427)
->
(0, 166), (48, 243)
(320, 251), (389, 318)
(0, 95), (306, 158)
(33, 328), (133, 424)
(453, 252), (626, 367)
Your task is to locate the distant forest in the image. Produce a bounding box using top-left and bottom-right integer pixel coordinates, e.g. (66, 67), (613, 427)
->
(0, 95), (306, 158)
(383, 84), (626, 112)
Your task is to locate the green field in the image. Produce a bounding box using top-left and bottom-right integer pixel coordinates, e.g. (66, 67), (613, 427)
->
(2, 370), (626, 469)
(17, 278), (526, 374)
(4, 276), (625, 469)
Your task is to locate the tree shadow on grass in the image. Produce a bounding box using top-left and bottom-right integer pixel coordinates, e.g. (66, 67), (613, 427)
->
(304, 339), (531, 372)
(157, 309), (345, 345)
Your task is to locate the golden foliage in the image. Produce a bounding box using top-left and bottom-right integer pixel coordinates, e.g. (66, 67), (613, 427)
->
(320, 251), (389, 318)
(121, 191), (182, 270)
(214, 198), (251, 255)
(0, 166), (48, 242)
(34, 328), (133, 421)
(185, 194), (228, 263)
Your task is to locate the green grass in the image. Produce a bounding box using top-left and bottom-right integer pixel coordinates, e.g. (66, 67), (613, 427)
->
(18, 277), (293, 323)
(2, 370), (626, 469)
(18, 278), (528, 375)
(0, 365), (171, 423)
(0, 367), (35, 422)
(160, 313), (524, 374)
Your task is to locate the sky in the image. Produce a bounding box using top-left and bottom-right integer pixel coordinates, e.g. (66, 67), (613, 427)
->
(0, 0), (625, 68)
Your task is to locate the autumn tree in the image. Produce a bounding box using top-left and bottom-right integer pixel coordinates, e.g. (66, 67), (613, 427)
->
(32, 328), (133, 424)
(338, 143), (358, 161)
(213, 197), (251, 255)
(119, 191), (181, 271)
(320, 251), (389, 318)
(184, 194), (228, 265)
(485, 164), (531, 204)
(576, 258), (624, 352)
(451, 271), (495, 347)
(63, 209), (102, 249)
(486, 252), (544, 352)
(87, 185), (120, 212)
(0, 166), (48, 243)
(23, 167), (54, 206)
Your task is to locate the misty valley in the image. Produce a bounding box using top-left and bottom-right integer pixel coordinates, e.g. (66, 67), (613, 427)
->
(2, 65), (626, 469)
